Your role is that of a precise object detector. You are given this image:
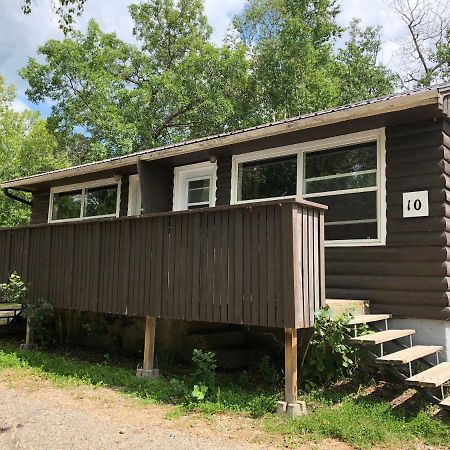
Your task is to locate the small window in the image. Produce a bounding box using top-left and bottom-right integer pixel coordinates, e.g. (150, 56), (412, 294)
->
(237, 155), (297, 201)
(49, 178), (120, 222)
(187, 178), (210, 209)
(52, 190), (82, 221)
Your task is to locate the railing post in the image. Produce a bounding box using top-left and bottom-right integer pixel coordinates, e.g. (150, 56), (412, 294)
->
(136, 316), (159, 379)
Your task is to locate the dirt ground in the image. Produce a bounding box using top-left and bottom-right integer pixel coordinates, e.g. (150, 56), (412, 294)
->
(0, 371), (352, 450)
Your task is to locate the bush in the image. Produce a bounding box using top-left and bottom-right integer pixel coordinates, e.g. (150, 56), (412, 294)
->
(0, 272), (28, 304)
(301, 308), (366, 387)
(25, 300), (55, 347)
(190, 349), (217, 402)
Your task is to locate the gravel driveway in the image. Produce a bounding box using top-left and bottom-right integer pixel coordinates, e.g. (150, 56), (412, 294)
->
(0, 381), (268, 450)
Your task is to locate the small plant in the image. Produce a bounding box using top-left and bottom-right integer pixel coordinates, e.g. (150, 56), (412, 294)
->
(301, 308), (366, 386)
(25, 300), (55, 347)
(0, 272), (28, 304)
(257, 355), (281, 386)
(190, 348), (217, 402)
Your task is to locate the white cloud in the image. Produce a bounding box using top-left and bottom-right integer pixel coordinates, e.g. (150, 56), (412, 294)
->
(11, 98), (29, 113)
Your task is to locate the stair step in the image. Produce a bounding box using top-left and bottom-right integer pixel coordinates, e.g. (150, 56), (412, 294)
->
(406, 362), (450, 388)
(377, 345), (443, 365)
(348, 329), (415, 345)
(439, 397), (450, 410)
(349, 314), (391, 325)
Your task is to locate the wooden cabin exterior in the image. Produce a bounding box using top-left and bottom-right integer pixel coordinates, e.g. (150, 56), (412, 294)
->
(2, 84), (450, 406)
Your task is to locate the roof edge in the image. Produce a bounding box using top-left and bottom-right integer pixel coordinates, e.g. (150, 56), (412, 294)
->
(1, 87), (442, 190)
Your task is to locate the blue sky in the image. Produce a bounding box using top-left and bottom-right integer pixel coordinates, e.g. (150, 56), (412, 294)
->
(1, 0), (406, 115)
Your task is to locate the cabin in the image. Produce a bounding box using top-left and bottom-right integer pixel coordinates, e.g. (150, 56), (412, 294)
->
(2, 83), (450, 414)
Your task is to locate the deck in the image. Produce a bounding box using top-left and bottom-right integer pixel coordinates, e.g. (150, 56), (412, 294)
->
(0, 198), (326, 329)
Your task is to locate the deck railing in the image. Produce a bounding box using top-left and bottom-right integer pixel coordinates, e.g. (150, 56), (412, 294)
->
(0, 198), (326, 329)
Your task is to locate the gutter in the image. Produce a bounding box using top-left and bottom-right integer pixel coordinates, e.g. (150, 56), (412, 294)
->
(1, 87), (442, 190)
(2, 188), (33, 207)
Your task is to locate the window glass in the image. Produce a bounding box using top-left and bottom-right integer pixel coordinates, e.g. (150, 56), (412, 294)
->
(238, 155), (297, 201)
(305, 143), (376, 195)
(188, 179), (210, 204)
(307, 191), (378, 240)
(52, 190), (82, 220)
(84, 185), (118, 217)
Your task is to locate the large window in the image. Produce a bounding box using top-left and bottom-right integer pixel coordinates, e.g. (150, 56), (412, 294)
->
(49, 178), (121, 222)
(231, 130), (385, 246)
(303, 143), (379, 242)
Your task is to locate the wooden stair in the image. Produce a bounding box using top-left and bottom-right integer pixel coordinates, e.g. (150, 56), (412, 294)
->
(405, 363), (450, 388)
(348, 314), (391, 325)
(348, 329), (415, 345)
(377, 346), (443, 365)
(326, 299), (449, 411)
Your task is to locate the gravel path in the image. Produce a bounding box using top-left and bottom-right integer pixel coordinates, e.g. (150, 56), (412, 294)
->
(0, 382), (268, 450)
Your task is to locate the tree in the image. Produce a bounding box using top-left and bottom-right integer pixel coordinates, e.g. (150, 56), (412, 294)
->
(336, 19), (398, 104)
(21, 1), (252, 163)
(233, 0), (397, 119)
(0, 76), (68, 227)
(21, 0), (397, 164)
(391, 0), (450, 86)
(21, 0), (86, 34)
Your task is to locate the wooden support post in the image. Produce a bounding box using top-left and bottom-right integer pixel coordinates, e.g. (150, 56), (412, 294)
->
(136, 316), (159, 379)
(276, 328), (307, 418)
(143, 316), (156, 370)
(284, 327), (298, 404)
(20, 315), (35, 350)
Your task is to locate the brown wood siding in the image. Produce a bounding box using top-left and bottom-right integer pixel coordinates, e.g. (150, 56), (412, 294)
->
(216, 155), (231, 206)
(0, 199), (325, 329)
(138, 161), (173, 213)
(326, 119), (450, 320)
(30, 192), (50, 224)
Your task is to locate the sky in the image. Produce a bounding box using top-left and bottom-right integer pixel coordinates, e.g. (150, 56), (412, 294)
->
(1, 0), (406, 115)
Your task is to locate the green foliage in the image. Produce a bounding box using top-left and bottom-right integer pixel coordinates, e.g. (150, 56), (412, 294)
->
(0, 272), (28, 304)
(302, 308), (366, 386)
(22, 0), (87, 34)
(20, 0), (397, 164)
(25, 300), (55, 347)
(190, 348), (217, 402)
(248, 393), (279, 418)
(0, 76), (69, 227)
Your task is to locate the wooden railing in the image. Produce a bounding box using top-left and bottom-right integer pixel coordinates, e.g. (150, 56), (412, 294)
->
(0, 199), (326, 329)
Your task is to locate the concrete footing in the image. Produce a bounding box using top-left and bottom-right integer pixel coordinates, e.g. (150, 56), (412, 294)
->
(19, 343), (37, 350)
(276, 400), (307, 418)
(136, 368), (160, 379)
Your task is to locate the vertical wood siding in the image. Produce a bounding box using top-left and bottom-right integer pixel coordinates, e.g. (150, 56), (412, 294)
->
(0, 200), (326, 328)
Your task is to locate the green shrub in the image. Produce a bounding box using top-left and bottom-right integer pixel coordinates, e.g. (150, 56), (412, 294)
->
(257, 355), (281, 386)
(0, 272), (28, 304)
(301, 308), (366, 386)
(190, 349), (217, 402)
(25, 300), (55, 347)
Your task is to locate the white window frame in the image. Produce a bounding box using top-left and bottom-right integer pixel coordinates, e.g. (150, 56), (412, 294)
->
(231, 129), (386, 247)
(48, 177), (122, 223)
(173, 161), (217, 211)
(127, 174), (142, 216)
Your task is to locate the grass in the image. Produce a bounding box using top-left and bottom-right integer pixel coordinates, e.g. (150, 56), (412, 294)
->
(0, 303), (21, 310)
(0, 341), (449, 449)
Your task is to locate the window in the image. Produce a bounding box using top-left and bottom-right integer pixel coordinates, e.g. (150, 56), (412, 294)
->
(187, 178), (211, 209)
(173, 161), (217, 211)
(237, 155), (297, 201)
(49, 178), (121, 222)
(303, 143), (379, 242)
(231, 129), (386, 246)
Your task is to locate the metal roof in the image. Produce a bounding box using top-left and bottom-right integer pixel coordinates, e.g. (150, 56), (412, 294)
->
(3, 82), (450, 190)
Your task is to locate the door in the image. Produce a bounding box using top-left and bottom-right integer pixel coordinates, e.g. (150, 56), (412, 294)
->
(173, 161), (217, 211)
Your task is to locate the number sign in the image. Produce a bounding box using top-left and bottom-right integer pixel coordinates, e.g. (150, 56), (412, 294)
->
(402, 191), (429, 218)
